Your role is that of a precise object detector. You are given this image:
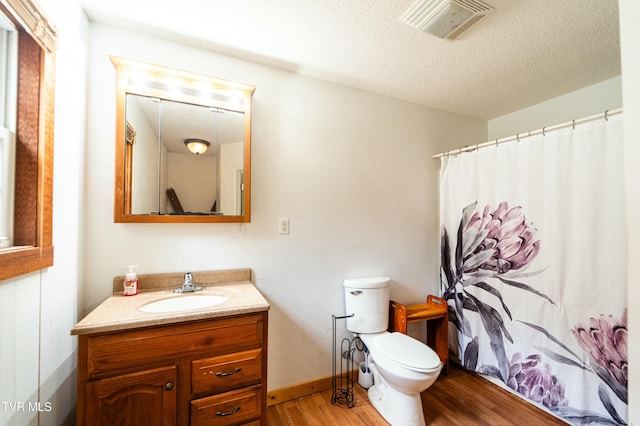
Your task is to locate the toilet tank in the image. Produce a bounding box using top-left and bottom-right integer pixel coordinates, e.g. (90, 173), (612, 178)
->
(343, 276), (390, 334)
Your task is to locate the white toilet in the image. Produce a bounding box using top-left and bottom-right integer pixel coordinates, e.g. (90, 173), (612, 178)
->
(343, 276), (442, 426)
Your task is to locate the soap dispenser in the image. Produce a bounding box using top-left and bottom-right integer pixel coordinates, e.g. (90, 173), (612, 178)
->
(123, 265), (139, 296)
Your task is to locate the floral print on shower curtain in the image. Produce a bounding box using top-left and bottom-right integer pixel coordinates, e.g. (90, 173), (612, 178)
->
(439, 114), (627, 425)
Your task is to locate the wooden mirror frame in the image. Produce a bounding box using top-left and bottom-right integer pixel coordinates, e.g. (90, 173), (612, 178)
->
(111, 57), (255, 224)
(0, 0), (56, 281)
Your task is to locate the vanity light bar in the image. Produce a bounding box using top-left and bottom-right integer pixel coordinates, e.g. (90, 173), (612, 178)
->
(110, 56), (256, 111)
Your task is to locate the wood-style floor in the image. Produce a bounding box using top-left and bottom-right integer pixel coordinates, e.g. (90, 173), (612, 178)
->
(266, 363), (568, 425)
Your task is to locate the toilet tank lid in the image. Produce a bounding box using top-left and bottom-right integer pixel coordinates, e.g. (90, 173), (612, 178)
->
(343, 276), (390, 288)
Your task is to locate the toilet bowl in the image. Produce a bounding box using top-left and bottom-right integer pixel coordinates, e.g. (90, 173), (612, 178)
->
(359, 332), (442, 425)
(343, 277), (443, 426)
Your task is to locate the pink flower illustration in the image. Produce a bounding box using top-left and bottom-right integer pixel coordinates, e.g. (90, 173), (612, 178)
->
(507, 353), (568, 408)
(463, 202), (540, 275)
(572, 309), (628, 391)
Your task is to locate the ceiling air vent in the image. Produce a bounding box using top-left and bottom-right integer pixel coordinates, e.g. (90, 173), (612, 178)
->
(400, 0), (493, 40)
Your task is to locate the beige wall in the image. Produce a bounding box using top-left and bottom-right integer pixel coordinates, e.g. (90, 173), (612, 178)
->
(167, 153), (217, 213)
(488, 76), (622, 140)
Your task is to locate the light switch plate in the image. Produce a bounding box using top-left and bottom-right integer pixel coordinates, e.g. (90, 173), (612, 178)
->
(279, 218), (290, 235)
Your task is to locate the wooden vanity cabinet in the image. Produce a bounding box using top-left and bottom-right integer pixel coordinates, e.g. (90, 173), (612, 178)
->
(76, 312), (268, 426)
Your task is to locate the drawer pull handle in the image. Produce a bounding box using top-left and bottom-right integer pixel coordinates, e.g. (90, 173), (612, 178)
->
(215, 406), (241, 417)
(164, 382), (174, 391)
(215, 368), (241, 377)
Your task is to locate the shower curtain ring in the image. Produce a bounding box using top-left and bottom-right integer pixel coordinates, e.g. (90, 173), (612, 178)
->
(572, 119), (576, 129)
(516, 133), (520, 142)
(542, 127), (546, 136)
(605, 110), (609, 121)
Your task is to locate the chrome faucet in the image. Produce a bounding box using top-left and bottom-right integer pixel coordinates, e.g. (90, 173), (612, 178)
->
(173, 272), (203, 293)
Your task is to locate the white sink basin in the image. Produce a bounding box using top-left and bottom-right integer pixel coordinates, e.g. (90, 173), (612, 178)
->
(139, 294), (228, 313)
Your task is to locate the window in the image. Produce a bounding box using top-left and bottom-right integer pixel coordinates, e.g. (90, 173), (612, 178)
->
(0, 128), (15, 248)
(0, 13), (17, 248)
(0, 0), (57, 281)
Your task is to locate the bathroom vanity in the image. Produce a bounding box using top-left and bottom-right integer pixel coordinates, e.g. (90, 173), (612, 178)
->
(71, 269), (269, 426)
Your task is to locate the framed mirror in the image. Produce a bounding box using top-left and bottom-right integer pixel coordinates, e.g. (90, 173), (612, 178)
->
(111, 57), (255, 223)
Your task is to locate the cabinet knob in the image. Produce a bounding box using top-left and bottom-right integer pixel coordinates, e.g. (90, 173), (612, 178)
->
(164, 382), (174, 391)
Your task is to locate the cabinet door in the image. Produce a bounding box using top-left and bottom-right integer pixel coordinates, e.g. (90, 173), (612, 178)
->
(85, 365), (177, 426)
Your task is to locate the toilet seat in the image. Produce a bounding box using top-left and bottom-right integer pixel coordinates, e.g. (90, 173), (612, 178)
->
(374, 332), (441, 373)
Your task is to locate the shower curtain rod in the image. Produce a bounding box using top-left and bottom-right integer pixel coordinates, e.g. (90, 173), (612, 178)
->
(432, 108), (623, 159)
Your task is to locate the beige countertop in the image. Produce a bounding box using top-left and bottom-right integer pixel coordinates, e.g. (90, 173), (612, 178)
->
(71, 269), (270, 336)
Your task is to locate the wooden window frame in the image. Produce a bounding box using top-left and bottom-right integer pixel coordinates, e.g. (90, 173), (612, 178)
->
(0, 0), (56, 281)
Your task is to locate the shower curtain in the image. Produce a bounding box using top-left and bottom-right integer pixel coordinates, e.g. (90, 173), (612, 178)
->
(439, 114), (627, 425)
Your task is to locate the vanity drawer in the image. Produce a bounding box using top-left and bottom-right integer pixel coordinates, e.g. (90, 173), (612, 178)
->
(86, 314), (264, 379)
(190, 385), (261, 426)
(192, 348), (262, 394)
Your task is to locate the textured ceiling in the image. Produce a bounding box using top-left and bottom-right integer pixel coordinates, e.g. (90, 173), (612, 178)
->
(79, 0), (620, 120)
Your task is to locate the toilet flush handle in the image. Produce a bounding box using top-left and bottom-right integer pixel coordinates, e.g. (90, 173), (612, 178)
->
(350, 290), (363, 295)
